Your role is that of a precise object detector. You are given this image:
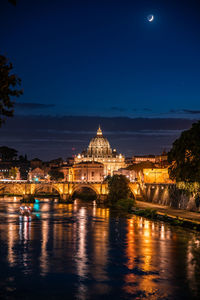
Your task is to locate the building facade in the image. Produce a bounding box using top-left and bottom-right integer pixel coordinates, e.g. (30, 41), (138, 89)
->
(143, 168), (174, 184)
(113, 168), (137, 182)
(28, 167), (46, 181)
(71, 162), (104, 182)
(133, 155), (156, 164)
(74, 126), (126, 176)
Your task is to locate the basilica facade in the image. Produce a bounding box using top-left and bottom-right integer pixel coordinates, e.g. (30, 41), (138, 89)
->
(74, 126), (126, 176)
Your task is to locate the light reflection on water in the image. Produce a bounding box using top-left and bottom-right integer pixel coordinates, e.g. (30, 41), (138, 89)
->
(0, 197), (200, 299)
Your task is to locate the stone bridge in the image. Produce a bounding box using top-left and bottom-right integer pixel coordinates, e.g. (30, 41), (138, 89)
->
(0, 181), (140, 201)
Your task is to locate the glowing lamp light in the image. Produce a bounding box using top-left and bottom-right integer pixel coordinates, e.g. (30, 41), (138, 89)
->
(33, 203), (40, 211)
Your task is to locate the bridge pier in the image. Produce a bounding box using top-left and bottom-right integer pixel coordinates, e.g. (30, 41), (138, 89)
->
(22, 194), (35, 202)
(60, 194), (72, 202)
(97, 194), (108, 203)
(23, 194), (29, 201)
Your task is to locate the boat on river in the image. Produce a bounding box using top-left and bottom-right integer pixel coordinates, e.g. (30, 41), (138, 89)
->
(19, 205), (32, 216)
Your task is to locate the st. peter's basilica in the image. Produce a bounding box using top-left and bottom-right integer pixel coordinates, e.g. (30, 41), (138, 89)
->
(74, 126), (126, 176)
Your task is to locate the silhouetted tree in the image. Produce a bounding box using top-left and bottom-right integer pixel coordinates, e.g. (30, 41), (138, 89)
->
(107, 175), (131, 205)
(49, 170), (64, 181)
(0, 55), (23, 126)
(8, 0), (17, 5)
(0, 146), (18, 161)
(19, 154), (28, 162)
(168, 121), (200, 182)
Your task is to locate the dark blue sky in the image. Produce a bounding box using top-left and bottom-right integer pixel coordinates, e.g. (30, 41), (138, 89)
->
(0, 0), (200, 159)
(1, 0), (200, 118)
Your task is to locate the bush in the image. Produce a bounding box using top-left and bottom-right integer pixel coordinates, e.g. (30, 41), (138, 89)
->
(134, 208), (157, 218)
(107, 175), (131, 205)
(114, 198), (135, 212)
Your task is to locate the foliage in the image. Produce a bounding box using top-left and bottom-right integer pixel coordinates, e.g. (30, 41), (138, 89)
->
(114, 198), (135, 212)
(168, 121), (200, 182)
(0, 55), (23, 127)
(0, 146), (18, 161)
(9, 167), (18, 179)
(127, 161), (155, 172)
(107, 175), (132, 206)
(19, 154), (28, 162)
(50, 157), (63, 164)
(173, 217), (184, 226)
(176, 182), (200, 193)
(48, 169), (64, 181)
(134, 208), (158, 219)
(8, 0), (17, 5)
(103, 175), (111, 183)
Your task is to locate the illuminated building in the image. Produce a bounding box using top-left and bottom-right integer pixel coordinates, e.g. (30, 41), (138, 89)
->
(113, 168), (136, 182)
(71, 161), (104, 182)
(28, 167), (46, 181)
(143, 168), (174, 183)
(133, 151), (168, 166)
(74, 126), (126, 176)
(133, 155), (156, 164)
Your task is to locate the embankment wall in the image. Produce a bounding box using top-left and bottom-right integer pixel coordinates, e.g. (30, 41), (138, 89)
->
(140, 184), (200, 212)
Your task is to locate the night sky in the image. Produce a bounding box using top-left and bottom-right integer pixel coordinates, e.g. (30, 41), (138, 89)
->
(0, 0), (200, 159)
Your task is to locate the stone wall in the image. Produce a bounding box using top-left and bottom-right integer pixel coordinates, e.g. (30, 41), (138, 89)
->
(140, 183), (200, 212)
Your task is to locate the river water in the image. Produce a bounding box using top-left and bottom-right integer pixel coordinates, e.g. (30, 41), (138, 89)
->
(0, 197), (200, 300)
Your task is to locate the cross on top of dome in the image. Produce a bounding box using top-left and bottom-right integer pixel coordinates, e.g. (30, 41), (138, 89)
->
(97, 125), (102, 136)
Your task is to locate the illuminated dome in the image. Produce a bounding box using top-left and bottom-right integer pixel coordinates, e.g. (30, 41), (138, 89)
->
(87, 126), (112, 157)
(74, 126), (126, 176)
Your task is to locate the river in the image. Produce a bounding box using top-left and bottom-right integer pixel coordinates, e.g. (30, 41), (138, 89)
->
(0, 197), (200, 299)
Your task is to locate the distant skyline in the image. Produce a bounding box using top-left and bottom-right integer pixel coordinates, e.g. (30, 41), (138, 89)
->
(0, 0), (200, 158)
(0, 115), (196, 160)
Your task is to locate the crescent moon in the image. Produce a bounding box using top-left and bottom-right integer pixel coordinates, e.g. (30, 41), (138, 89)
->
(148, 15), (154, 22)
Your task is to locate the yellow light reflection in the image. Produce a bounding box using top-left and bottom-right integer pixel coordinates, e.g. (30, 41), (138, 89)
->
(124, 216), (158, 296)
(40, 219), (49, 276)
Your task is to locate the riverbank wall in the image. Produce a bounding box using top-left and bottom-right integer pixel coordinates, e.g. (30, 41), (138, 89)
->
(140, 183), (200, 212)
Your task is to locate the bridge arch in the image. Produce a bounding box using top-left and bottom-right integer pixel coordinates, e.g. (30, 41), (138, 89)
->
(128, 183), (139, 199)
(71, 183), (100, 197)
(0, 184), (24, 195)
(34, 184), (60, 196)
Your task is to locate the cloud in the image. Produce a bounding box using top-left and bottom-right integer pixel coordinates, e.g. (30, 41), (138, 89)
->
(182, 109), (200, 114)
(110, 106), (127, 112)
(15, 102), (55, 110)
(169, 109), (200, 115)
(0, 114), (197, 160)
(2, 115), (196, 132)
(143, 108), (152, 112)
(110, 107), (152, 113)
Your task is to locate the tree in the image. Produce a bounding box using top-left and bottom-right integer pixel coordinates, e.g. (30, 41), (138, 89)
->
(168, 121), (200, 182)
(19, 154), (28, 162)
(49, 169), (64, 181)
(8, 0), (17, 5)
(9, 167), (18, 179)
(127, 161), (155, 173)
(0, 55), (23, 127)
(0, 146), (18, 161)
(107, 175), (131, 205)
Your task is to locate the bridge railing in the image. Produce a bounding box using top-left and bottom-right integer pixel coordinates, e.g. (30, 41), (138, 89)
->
(0, 180), (107, 184)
